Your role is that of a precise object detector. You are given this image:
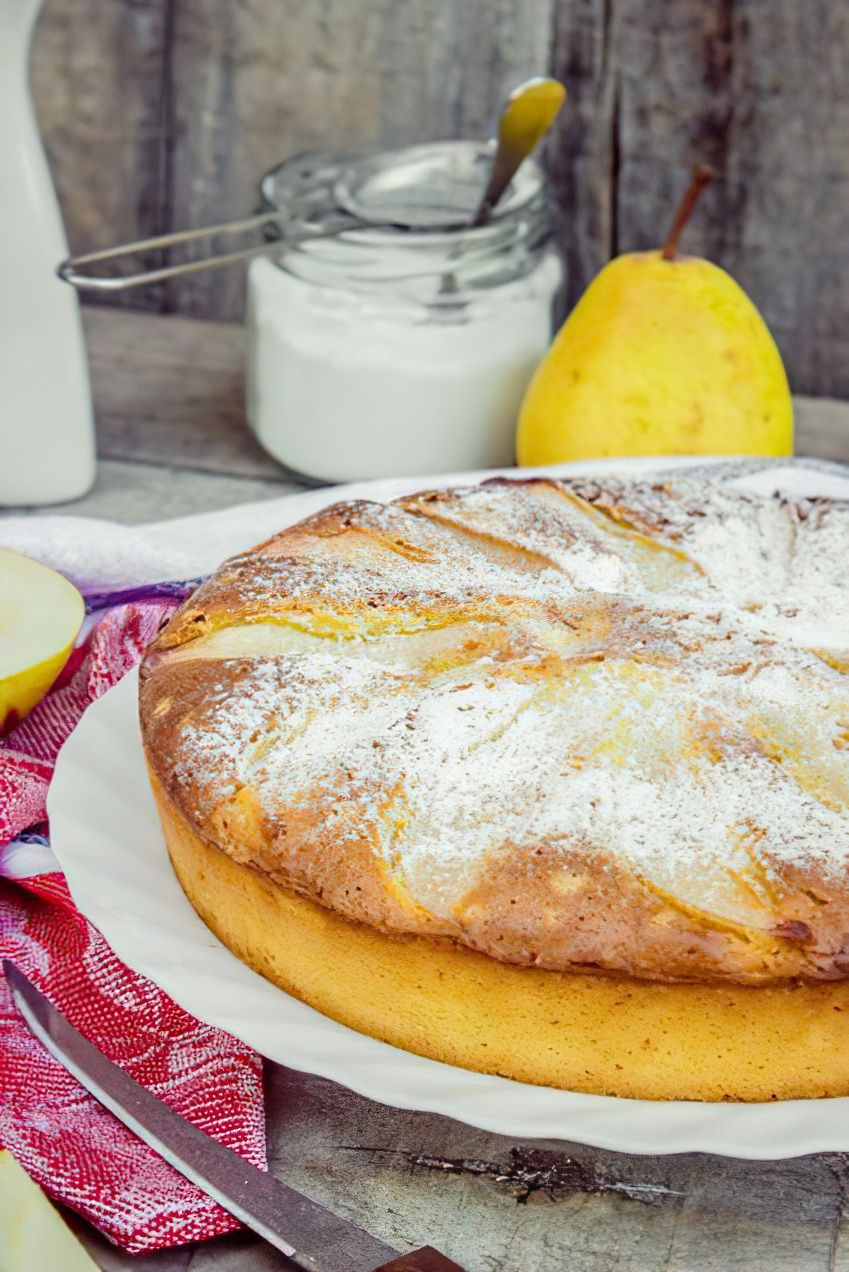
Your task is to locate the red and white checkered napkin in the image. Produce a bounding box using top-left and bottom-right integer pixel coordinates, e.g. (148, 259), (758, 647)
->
(0, 598), (268, 1254)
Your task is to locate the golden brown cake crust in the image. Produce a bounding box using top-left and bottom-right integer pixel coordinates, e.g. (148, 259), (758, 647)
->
(153, 771), (849, 1102)
(140, 475), (849, 989)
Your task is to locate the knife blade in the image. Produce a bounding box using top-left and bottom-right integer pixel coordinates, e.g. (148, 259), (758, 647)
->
(3, 961), (465, 1272)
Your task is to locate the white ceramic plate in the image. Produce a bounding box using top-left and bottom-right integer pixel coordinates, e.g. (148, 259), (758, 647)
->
(48, 458), (849, 1158)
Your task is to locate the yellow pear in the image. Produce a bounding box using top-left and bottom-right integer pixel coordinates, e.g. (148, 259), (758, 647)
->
(517, 166), (793, 464)
(0, 549), (84, 734)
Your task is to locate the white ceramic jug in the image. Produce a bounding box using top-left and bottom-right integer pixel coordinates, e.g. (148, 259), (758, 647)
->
(0, 0), (95, 505)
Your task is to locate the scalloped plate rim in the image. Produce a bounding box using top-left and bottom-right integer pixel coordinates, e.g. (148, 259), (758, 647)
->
(47, 456), (849, 1159)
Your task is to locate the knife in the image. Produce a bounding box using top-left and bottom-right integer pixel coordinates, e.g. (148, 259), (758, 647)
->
(3, 961), (465, 1272)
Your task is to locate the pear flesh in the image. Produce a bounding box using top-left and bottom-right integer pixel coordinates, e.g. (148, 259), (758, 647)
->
(0, 1151), (98, 1271)
(516, 250), (793, 465)
(0, 548), (84, 733)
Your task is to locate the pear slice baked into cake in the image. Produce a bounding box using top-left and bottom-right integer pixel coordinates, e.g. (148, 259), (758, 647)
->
(139, 473), (849, 1101)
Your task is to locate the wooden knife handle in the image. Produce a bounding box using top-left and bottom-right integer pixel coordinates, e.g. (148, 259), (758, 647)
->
(376, 1246), (468, 1271)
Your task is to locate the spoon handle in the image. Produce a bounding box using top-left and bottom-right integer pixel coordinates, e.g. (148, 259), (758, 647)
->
(472, 77), (566, 227)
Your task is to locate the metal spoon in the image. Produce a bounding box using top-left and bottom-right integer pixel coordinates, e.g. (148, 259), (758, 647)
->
(472, 77), (567, 227)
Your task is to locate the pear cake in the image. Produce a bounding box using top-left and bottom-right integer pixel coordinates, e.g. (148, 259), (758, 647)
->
(139, 472), (849, 1101)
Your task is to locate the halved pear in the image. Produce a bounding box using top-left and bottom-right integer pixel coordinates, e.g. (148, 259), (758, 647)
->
(0, 1151), (98, 1270)
(0, 548), (84, 734)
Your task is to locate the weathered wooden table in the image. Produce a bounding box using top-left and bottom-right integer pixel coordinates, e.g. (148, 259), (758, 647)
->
(28, 308), (849, 1271)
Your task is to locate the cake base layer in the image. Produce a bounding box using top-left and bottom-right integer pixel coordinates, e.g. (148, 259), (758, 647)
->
(152, 776), (849, 1102)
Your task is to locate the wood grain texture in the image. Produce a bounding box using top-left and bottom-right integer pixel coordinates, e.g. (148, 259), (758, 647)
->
(590, 0), (849, 397)
(166, 0), (554, 318)
(33, 0), (172, 309)
(77, 1061), (849, 1272)
(547, 0), (618, 309)
(31, 0), (849, 397)
(265, 1068), (849, 1272)
(49, 457), (291, 523)
(81, 309), (849, 480)
(81, 309), (282, 479)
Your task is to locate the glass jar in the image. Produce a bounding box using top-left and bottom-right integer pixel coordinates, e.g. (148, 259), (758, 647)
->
(246, 141), (562, 484)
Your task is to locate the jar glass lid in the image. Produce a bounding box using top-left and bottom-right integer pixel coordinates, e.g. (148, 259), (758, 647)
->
(260, 140), (547, 238)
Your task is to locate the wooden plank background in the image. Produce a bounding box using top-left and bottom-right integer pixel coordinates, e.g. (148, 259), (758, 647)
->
(32, 0), (849, 398)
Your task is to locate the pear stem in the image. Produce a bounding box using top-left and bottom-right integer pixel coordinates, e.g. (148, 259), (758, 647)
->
(661, 164), (716, 261)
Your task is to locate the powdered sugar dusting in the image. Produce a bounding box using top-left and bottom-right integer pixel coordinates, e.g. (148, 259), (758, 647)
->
(161, 475), (849, 933)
